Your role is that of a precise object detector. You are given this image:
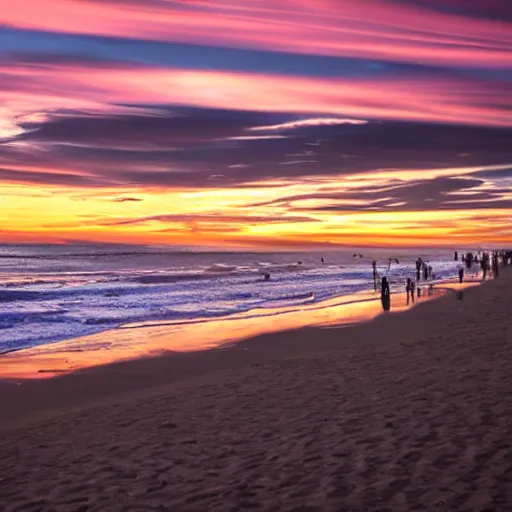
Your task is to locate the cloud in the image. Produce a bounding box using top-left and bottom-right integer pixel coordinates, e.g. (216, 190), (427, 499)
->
(2, 59), (510, 135)
(0, 167), (115, 187)
(4, 0), (511, 69)
(1, 112), (511, 189)
(224, 136), (289, 141)
(97, 213), (320, 226)
(111, 197), (143, 202)
(258, 176), (512, 213)
(401, 1), (512, 21)
(248, 118), (367, 132)
(13, 107), (290, 149)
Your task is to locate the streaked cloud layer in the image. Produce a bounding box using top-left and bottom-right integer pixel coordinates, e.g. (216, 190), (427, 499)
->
(1, 0), (511, 247)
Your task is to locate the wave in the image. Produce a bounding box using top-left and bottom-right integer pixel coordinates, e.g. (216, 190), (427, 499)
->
(0, 290), (43, 302)
(265, 291), (315, 302)
(135, 273), (209, 284)
(0, 310), (69, 328)
(0, 252), (462, 355)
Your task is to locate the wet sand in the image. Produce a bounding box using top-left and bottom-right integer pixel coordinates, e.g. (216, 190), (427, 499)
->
(0, 279), (478, 381)
(1, 272), (511, 511)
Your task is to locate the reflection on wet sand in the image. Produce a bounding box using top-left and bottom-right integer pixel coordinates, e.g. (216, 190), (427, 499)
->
(0, 280), (480, 380)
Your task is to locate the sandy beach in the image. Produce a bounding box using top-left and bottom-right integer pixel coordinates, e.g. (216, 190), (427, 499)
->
(1, 271), (511, 511)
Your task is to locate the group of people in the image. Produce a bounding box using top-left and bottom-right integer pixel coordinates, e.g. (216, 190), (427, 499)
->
(377, 248), (510, 312)
(415, 257), (435, 281)
(458, 250), (507, 281)
(374, 257), (436, 311)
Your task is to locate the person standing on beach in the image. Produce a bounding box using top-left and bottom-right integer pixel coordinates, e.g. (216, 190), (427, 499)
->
(466, 252), (473, 269)
(406, 278), (415, 304)
(492, 253), (499, 277)
(415, 258), (422, 281)
(381, 276), (391, 311)
(481, 253), (489, 280)
(458, 267), (464, 284)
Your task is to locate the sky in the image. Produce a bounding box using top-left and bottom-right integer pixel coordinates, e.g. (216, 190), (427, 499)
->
(1, 0), (511, 249)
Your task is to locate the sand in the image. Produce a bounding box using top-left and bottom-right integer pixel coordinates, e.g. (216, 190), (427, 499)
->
(1, 271), (511, 511)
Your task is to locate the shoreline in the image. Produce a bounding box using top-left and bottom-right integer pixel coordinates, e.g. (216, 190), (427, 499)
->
(0, 276), (484, 429)
(0, 251), (472, 358)
(0, 277), (480, 381)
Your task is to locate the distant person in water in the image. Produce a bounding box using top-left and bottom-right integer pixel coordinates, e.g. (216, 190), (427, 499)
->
(381, 276), (391, 311)
(263, 272), (270, 281)
(458, 267), (464, 284)
(454, 251), (458, 261)
(321, 257), (324, 264)
(372, 260), (378, 291)
(415, 258), (422, 281)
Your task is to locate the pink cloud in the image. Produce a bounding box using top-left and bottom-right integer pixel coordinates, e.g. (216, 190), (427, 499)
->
(3, 0), (511, 68)
(1, 62), (510, 130)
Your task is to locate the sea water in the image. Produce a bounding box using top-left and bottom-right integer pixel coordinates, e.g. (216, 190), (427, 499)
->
(0, 245), (462, 354)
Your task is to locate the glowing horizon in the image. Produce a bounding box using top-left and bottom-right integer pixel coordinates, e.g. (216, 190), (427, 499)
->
(1, 0), (511, 248)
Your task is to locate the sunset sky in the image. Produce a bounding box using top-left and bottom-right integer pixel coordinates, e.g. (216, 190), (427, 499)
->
(1, 0), (511, 249)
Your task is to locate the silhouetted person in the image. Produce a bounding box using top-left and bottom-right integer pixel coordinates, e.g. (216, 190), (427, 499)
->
(415, 258), (422, 281)
(492, 254), (499, 277)
(428, 265), (433, 280)
(321, 257), (324, 264)
(381, 276), (391, 311)
(458, 267), (464, 284)
(481, 253), (489, 280)
(372, 260), (378, 291)
(406, 278), (415, 305)
(466, 252), (474, 269)
(423, 262), (428, 280)
(263, 272), (270, 281)
(454, 251), (458, 261)
(410, 279), (415, 303)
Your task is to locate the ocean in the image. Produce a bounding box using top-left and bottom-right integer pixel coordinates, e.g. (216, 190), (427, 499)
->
(0, 245), (463, 354)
